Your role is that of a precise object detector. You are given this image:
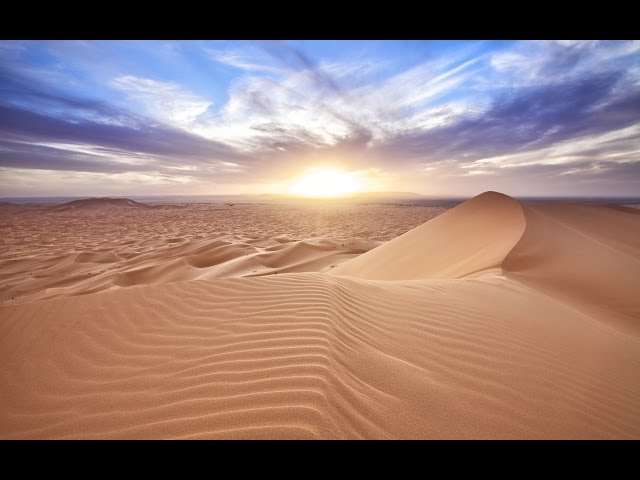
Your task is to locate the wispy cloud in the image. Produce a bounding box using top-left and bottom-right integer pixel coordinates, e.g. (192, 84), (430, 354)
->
(206, 46), (282, 74)
(377, 68), (639, 164)
(111, 75), (212, 127)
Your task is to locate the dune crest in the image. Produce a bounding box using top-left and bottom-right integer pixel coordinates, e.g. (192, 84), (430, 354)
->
(331, 191), (526, 280)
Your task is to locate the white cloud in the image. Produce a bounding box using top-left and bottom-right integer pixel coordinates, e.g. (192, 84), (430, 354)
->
(0, 41), (27, 59)
(0, 168), (194, 196)
(488, 40), (640, 89)
(206, 47), (282, 74)
(461, 125), (640, 171)
(31, 142), (156, 166)
(192, 50), (485, 152)
(194, 71), (355, 150)
(111, 75), (212, 128)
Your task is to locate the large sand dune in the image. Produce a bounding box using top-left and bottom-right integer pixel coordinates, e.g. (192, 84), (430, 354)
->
(1, 192), (639, 439)
(331, 191), (526, 280)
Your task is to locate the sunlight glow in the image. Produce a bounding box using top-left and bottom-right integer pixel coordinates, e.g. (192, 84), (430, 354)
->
(290, 168), (360, 197)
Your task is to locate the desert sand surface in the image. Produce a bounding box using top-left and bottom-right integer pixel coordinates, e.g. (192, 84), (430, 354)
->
(1, 192), (639, 439)
(0, 200), (445, 304)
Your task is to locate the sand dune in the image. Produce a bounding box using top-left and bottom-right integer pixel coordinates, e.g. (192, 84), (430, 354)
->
(0, 234), (378, 304)
(1, 192), (639, 439)
(503, 202), (640, 332)
(333, 192), (640, 332)
(50, 197), (152, 211)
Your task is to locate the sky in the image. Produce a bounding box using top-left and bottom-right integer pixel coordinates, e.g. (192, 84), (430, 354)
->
(1, 40), (639, 197)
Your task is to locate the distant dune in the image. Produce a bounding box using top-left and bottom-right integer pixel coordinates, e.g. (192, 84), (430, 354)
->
(1, 192), (639, 439)
(1, 201), (434, 304)
(50, 197), (151, 211)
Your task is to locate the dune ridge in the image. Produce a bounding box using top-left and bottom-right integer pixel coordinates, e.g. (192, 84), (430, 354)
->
(1, 192), (639, 439)
(331, 191), (526, 280)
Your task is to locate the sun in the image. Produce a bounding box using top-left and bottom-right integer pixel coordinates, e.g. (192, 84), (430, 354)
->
(290, 168), (360, 198)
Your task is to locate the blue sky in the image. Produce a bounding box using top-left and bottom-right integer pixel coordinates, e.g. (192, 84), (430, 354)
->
(1, 40), (639, 197)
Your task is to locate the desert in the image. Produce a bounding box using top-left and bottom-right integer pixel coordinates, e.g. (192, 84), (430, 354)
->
(1, 191), (639, 439)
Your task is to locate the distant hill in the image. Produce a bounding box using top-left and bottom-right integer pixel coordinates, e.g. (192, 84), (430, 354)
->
(50, 198), (152, 212)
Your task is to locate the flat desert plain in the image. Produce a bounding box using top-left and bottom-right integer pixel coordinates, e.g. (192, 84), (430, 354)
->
(1, 192), (639, 439)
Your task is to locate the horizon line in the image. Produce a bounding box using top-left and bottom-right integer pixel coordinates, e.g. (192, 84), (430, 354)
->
(3, 192), (640, 200)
